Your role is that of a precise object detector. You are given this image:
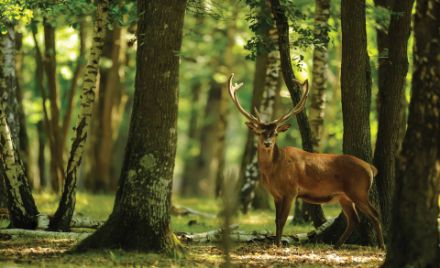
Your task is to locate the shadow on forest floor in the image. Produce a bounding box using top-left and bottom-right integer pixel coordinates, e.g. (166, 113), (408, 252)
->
(0, 192), (385, 267)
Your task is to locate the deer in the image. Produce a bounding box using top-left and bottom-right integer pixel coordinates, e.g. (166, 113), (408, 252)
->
(228, 73), (385, 249)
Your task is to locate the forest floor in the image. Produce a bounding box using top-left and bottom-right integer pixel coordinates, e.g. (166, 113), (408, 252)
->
(0, 193), (385, 267)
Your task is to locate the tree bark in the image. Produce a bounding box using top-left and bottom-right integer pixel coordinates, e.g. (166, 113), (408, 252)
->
(269, 0), (325, 227)
(339, 0), (376, 246)
(43, 20), (64, 193)
(179, 81), (203, 196)
(0, 27), (39, 228)
(239, 54), (266, 213)
(384, 0), (440, 266)
(214, 8), (237, 197)
(77, 0), (187, 252)
(372, 0), (414, 239)
(49, 0), (109, 231)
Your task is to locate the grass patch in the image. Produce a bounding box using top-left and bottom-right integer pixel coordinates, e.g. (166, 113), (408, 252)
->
(0, 192), (384, 267)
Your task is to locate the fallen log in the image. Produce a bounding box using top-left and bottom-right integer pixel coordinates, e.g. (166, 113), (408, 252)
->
(171, 206), (216, 218)
(0, 228), (91, 240)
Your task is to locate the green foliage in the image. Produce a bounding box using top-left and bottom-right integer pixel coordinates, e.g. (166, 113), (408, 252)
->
(244, 0), (332, 61)
(0, 0), (33, 32)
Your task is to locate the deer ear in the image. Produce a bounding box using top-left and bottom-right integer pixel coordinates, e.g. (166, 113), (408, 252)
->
(276, 123), (291, 133)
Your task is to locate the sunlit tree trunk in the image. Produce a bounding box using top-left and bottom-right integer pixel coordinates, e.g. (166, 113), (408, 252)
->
(49, 0), (109, 231)
(384, 1), (440, 266)
(0, 27), (39, 228)
(77, 0), (186, 252)
(372, 0), (414, 239)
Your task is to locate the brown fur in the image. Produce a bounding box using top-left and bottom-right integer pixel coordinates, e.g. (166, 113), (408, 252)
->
(252, 123), (385, 249)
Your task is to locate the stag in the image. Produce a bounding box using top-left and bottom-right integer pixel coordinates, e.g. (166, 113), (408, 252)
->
(228, 73), (384, 249)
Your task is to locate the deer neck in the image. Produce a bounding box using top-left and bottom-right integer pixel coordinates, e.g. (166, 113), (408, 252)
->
(257, 143), (282, 171)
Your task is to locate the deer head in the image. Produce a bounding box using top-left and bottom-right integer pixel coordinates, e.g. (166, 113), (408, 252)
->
(228, 73), (309, 150)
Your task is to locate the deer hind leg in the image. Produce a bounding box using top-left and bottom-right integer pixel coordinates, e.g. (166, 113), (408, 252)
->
(355, 201), (385, 249)
(335, 196), (359, 249)
(275, 196), (293, 246)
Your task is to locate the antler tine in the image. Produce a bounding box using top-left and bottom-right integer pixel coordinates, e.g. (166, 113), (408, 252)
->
(272, 79), (309, 124)
(228, 73), (260, 123)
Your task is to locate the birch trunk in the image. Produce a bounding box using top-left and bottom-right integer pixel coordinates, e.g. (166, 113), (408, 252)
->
(77, 0), (187, 252)
(0, 27), (39, 228)
(49, 0), (109, 231)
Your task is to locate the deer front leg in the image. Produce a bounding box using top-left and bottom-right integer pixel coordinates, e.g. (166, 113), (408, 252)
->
(274, 199), (282, 245)
(275, 195), (293, 246)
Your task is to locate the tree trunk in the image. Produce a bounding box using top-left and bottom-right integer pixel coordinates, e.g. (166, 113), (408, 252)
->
(77, 0), (187, 252)
(294, 0), (330, 227)
(372, 0), (414, 239)
(43, 21), (64, 193)
(31, 23), (49, 190)
(0, 27), (39, 228)
(179, 10), (205, 196)
(239, 54), (266, 213)
(49, 0), (109, 231)
(14, 32), (30, 178)
(189, 80), (222, 196)
(85, 25), (125, 192)
(179, 81), (203, 196)
(383, 0), (440, 266)
(339, 0), (376, 246)
(248, 29), (282, 210)
(269, 0), (325, 227)
(214, 8), (237, 198)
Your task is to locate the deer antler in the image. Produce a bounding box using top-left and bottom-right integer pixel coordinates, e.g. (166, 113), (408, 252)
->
(272, 79), (309, 125)
(228, 73), (260, 123)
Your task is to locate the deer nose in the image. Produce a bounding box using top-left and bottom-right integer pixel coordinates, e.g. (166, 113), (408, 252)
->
(264, 141), (271, 147)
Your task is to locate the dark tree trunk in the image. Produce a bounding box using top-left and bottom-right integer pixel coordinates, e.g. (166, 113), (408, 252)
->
(384, 0), (440, 266)
(269, 0), (325, 227)
(302, 0), (380, 246)
(49, 0), (109, 231)
(37, 120), (46, 188)
(0, 27), (39, 229)
(372, 0), (414, 239)
(43, 20), (64, 193)
(77, 0), (187, 252)
(179, 80), (203, 195)
(239, 54), (266, 213)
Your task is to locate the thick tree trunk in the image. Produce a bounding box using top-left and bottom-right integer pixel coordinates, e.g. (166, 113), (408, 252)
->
(43, 21), (64, 193)
(49, 0), (109, 231)
(0, 27), (39, 228)
(85, 25), (125, 192)
(339, 0), (376, 246)
(77, 0), (186, 252)
(384, 0), (440, 266)
(269, 0), (325, 226)
(372, 0), (414, 239)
